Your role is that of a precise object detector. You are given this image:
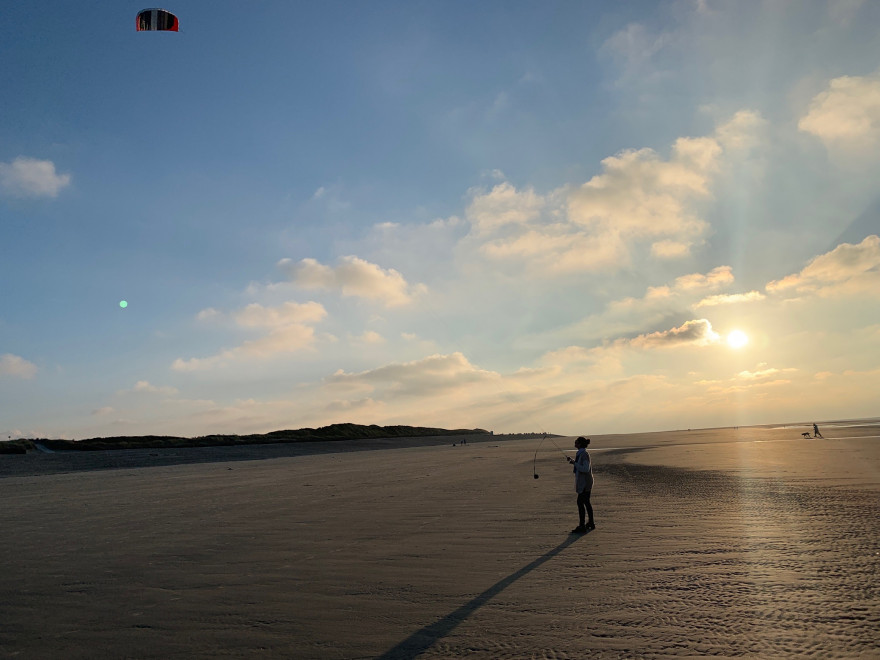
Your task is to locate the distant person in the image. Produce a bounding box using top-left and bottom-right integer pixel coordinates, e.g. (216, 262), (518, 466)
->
(567, 436), (594, 533)
(813, 423), (823, 438)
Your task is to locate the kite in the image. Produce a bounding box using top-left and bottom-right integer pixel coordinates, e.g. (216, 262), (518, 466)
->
(136, 8), (179, 32)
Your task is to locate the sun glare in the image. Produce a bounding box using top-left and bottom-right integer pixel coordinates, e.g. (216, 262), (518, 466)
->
(727, 329), (749, 349)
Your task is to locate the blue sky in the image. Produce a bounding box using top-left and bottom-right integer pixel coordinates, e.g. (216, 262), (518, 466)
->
(2, 0), (880, 438)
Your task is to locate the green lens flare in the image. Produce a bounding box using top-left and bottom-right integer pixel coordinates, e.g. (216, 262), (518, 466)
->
(119, 300), (128, 308)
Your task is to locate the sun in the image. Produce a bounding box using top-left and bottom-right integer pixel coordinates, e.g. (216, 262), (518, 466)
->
(726, 329), (749, 349)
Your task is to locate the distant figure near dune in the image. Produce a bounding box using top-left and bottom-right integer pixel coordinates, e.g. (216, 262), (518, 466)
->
(813, 423), (823, 438)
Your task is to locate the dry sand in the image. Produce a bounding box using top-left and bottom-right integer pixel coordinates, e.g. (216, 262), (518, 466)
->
(1, 425), (878, 659)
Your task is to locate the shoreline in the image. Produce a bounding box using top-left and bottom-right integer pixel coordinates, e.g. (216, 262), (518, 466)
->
(3, 422), (877, 481)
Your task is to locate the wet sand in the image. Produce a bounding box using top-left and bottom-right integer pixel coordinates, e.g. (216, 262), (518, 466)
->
(1, 425), (878, 658)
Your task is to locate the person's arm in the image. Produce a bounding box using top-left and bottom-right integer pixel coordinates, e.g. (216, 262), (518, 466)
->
(572, 451), (590, 472)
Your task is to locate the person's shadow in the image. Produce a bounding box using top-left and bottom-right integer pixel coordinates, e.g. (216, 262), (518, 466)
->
(375, 531), (589, 659)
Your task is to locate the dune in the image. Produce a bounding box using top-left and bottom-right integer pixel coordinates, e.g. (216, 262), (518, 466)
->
(0, 423), (878, 659)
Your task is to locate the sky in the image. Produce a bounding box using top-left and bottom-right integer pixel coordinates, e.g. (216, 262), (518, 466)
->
(2, 0), (880, 439)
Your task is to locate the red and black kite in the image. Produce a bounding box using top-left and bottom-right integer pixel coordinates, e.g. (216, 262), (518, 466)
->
(136, 8), (179, 32)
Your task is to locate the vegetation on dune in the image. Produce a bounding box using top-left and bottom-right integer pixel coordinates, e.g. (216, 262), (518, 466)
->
(0, 440), (32, 454)
(6, 423), (490, 453)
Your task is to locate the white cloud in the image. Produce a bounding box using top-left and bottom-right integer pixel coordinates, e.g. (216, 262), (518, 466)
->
(0, 157), (71, 198)
(473, 120), (753, 275)
(122, 380), (179, 396)
(736, 365), (797, 381)
(466, 182), (544, 235)
(766, 235), (880, 297)
(569, 138), (719, 239)
(231, 323), (321, 357)
(539, 345), (618, 371)
(715, 110), (767, 151)
(530, 265), (738, 353)
(280, 256), (426, 307)
(307, 184), (350, 212)
(798, 73), (880, 149)
(627, 319), (721, 350)
(651, 240), (693, 259)
(172, 301), (328, 371)
(326, 352), (498, 398)
(0, 353), (37, 378)
(480, 224), (629, 273)
(673, 266), (734, 291)
(354, 330), (385, 345)
(609, 266), (734, 312)
(694, 291), (766, 307)
(601, 23), (672, 80)
(171, 355), (223, 372)
(234, 301), (326, 328)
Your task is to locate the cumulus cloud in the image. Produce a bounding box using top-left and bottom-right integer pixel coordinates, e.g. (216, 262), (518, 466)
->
(353, 330), (385, 345)
(120, 380), (179, 396)
(715, 110), (767, 150)
(736, 365), (797, 381)
(466, 182), (544, 235)
(537, 345), (627, 381)
(651, 240), (692, 259)
(326, 352), (497, 398)
(172, 301), (327, 371)
(0, 157), (71, 198)
(232, 323), (321, 357)
(172, 355), (222, 372)
(535, 265), (738, 352)
(766, 235), (880, 297)
(480, 224), (629, 273)
(0, 353), (37, 378)
(234, 301), (326, 328)
(798, 73), (880, 149)
(610, 266), (734, 312)
(569, 138), (719, 241)
(694, 291), (766, 307)
(471, 115), (761, 275)
(540, 346), (598, 365)
(627, 319), (721, 350)
(674, 266), (734, 291)
(280, 256), (426, 307)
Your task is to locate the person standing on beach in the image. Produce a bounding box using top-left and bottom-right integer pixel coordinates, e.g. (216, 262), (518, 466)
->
(568, 437), (594, 533)
(813, 423), (823, 438)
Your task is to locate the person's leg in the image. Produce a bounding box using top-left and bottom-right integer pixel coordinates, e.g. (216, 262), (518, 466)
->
(576, 492), (586, 528)
(584, 489), (594, 529)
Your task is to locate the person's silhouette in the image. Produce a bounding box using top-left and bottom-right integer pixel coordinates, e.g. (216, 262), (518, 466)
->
(567, 437), (594, 533)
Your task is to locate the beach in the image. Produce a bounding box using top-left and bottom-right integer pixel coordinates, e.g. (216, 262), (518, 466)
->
(1, 424), (878, 659)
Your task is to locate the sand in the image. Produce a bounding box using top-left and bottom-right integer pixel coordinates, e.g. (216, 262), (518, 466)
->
(1, 425), (878, 659)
